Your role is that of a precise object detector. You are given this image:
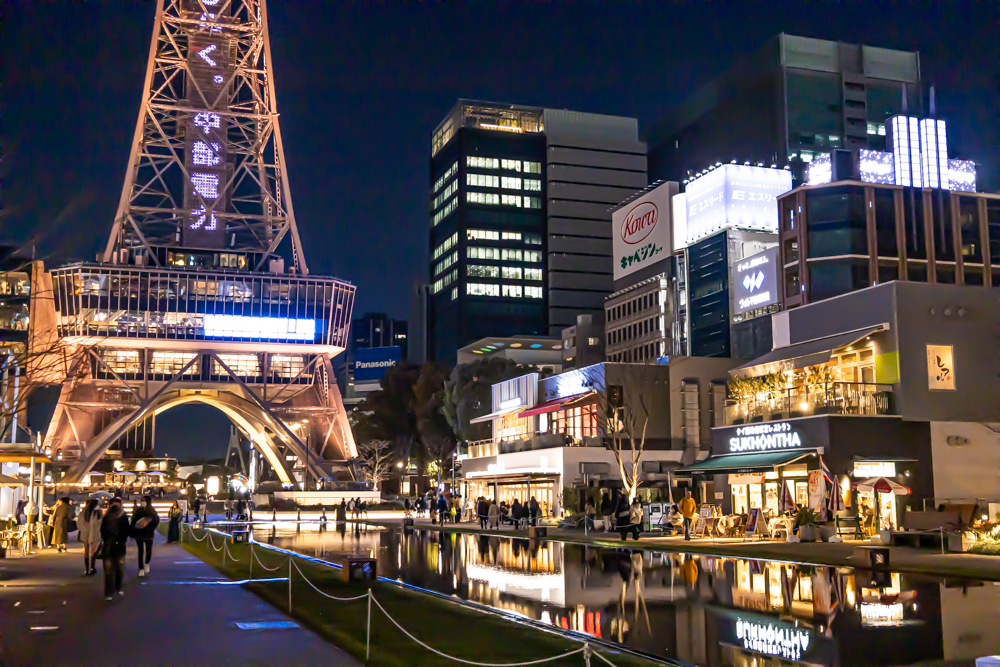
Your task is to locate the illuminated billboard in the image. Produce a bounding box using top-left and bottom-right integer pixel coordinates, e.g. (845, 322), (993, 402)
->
(673, 165), (791, 249)
(612, 181), (674, 281)
(354, 346), (402, 383)
(859, 149), (895, 185)
(731, 246), (779, 317)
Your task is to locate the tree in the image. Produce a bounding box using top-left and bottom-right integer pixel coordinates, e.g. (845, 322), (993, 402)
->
(442, 357), (546, 442)
(581, 364), (651, 504)
(356, 439), (393, 489)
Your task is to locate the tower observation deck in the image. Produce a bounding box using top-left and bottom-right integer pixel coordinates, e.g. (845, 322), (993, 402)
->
(41, 0), (358, 486)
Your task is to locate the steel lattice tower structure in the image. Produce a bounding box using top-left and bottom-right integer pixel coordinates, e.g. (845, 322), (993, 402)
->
(105, 0), (307, 274)
(37, 0), (358, 487)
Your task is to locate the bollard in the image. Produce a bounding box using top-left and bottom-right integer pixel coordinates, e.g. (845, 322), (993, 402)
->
(297, 508), (301, 522)
(272, 508), (277, 521)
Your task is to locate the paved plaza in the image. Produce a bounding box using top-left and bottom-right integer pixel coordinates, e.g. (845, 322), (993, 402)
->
(0, 532), (358, 667)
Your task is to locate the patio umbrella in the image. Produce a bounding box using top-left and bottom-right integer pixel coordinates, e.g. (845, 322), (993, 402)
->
(853, 477), (910, 533)
(143, 471), (166, 477)
(0, 473), (25, 487)
(779, 480), (795, 514)
(90, 490), (112, 498)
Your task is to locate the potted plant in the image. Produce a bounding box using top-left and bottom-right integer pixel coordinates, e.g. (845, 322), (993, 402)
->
(795, 507), (819, 542)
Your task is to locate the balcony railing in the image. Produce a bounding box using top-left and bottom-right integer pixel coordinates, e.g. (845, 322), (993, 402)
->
(723, 382), (894, 425)
(463, 433), (605, 459)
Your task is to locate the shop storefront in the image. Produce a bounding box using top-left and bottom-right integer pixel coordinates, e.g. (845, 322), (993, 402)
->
(465, 471), (559, 517)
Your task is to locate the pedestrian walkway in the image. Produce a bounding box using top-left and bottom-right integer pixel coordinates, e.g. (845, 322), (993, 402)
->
(0, 531), (358, 667)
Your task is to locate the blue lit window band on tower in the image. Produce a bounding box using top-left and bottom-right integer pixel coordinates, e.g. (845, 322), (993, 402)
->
(182, 0), (232, 248)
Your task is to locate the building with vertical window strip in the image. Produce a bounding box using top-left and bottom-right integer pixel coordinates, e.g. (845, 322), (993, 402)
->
(428, 100), (646, 364)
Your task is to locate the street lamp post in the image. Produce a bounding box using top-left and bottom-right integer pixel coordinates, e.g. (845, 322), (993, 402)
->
(451, 451), (457, 495)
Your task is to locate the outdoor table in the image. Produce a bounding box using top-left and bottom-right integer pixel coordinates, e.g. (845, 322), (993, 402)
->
(768, 517), (794, 539)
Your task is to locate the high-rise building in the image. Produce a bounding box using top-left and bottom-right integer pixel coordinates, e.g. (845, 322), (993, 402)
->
(428, 100), (646, 364)
(351, 312), (408, 356)
(646, 34), (923, 185)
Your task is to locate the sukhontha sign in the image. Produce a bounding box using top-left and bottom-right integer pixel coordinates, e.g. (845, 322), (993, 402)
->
(612, 182), (674, 281)
(728, 422), (803, 453)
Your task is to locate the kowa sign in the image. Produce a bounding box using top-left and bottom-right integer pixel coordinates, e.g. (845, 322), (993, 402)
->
(612, 181), (674, 281)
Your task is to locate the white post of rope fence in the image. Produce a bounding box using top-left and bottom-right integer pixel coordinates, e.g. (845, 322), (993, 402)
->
(288, 556), (293, 614)
(366, 590), (372, 663)
(583, 643), (592, 667)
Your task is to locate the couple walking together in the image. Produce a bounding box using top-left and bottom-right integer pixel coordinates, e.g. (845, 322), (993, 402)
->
(78, 495), (160, 600)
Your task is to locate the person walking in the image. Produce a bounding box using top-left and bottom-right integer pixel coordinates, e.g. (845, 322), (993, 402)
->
(600, 492), (613, 532)
(476, 497), (487, 529)
(166, 500), (183, 543)
(619, 498), (643, 541)
(584, 497), (596, 532)
(78, 499), (103, 575)
(49, 498), (72, 553)
(130, 495), (160, 577)
(511, 498), (523, 529)
(437, 495), (449, 525)
(529, 496), (540, 527)
(100, 498), (131, 600)
(679, 490), (698, 541)
(487, 499), (499, 530)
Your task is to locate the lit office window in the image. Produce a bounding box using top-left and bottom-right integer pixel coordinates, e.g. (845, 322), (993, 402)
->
(100, 349), (141, 374)
(468, 229), (499, 241)
(467, 156), (500, 169)
(501, 231), (522, 241)
(432, 198), (457, 226)
(523, 196), (542, 209)
(525, 233), (542, 245)
(501, 194), (522, 207)
(468, 264), (500, 278)
(432, 232), (458, 260)
(451, 287), (458, 301)
(501, 177), (522, 190)
(502, 284), (523, 298)
(467, 192), (500, 205)
(434, 251), (457, 276)
(524, 268), (543, 281)
(214, 353), (261, 377)
(150, 351), (201, 375)
(501, 159), (522, 172)
(525, 286), (543, 299)
(467, 283), (500, 296)
(524, 179), (542, 191)
(501, 248), (523, 261)
(433, 181), (458, 209)
(524, 161), (541, 174)
(433, 269), (458, 294)
(467, 173), (499, 188)
(468, 247), (501, 260)
(433, 162), (458, 192)
(270, 354), (305, 379)
(524, 250), (542, 263)
(502, 266), (522, 280)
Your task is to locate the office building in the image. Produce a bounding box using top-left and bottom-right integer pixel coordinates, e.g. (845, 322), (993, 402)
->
(646, 34), (923, 184)
(560, 314), (605, 370)
(783, 118), (994, 307)
(428, 100), (646, 364)
(342, 313), (407, 405)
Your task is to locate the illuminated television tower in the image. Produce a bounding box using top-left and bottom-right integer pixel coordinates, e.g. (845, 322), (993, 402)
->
(41, 0), (358, 487)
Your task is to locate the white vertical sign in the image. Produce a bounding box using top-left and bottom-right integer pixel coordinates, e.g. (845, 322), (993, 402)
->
(926, 344), (955, 391)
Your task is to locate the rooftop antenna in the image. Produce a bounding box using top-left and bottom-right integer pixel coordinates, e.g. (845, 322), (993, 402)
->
(901, 83), (908, 114)
(929, 85), (937, 117)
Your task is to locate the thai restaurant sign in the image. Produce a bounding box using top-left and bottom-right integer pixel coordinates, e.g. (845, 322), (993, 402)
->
(612, 181), (674, 281)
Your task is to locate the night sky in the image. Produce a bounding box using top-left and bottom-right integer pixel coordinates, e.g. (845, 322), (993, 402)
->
(2, 2), (997, 459)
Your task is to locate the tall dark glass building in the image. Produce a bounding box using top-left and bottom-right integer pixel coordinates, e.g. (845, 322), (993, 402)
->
(646, 34), (923, 185)
(429, 101), (646, 364)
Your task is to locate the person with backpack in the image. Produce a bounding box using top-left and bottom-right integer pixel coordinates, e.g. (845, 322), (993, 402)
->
(100, 499), (131, 600)
(130, 495), (160, 577)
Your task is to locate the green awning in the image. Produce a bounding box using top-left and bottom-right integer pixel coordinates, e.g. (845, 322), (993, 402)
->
(676, 449), (816, 475)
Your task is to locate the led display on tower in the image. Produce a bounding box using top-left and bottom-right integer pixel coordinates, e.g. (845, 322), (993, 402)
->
(919, 118), (948, 189)
(890, 116), (922, 188)
(182, 0), (232, 248)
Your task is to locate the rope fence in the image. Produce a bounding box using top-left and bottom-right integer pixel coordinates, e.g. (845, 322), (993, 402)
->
(180, 523), (625, 667)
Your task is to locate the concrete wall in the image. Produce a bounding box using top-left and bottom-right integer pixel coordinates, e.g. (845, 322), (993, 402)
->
(929, 421), (1000, 502)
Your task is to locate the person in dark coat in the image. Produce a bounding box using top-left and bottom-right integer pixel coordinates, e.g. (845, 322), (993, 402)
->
(511, 499), (523, 529)
(600, 492), (613, 532)
(166, 501), (183, 543)
(100, 499), (131, 600)
(529, 496), (540, 527)
(130, 495), (160, 577)
(477, 497), (488, 529)
(336, 499), (347, 523)
(437, 495), (449, 525)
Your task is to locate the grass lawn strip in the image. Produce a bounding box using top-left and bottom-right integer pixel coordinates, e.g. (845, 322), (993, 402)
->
(166, 525), (664, 667)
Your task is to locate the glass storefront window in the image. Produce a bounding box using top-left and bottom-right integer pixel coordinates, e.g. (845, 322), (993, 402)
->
(764, 482), (779, 514)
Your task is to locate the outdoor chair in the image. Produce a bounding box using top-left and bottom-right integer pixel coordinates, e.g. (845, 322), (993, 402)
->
(834, 513), (864, 540)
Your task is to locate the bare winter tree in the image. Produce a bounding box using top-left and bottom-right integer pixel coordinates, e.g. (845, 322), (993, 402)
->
(356, 439), (393, 490)
(581, 364), (652, 503)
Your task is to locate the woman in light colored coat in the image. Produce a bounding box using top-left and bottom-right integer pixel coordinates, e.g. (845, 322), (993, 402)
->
(487, 500), (499, 530)
(78, 499), (103, 576)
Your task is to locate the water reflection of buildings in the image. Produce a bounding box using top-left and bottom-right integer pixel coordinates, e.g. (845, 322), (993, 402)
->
(256, 526), (999, 665)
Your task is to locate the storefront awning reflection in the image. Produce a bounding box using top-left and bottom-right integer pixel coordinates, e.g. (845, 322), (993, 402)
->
(677, 449), (817, 475)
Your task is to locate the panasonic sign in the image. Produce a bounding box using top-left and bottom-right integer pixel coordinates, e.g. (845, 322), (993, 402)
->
(731, 246), (778, 317)
(353, 346), (402, 383)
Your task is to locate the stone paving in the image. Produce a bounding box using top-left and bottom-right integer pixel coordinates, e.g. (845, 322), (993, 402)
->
(0, 531), (359, 666)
